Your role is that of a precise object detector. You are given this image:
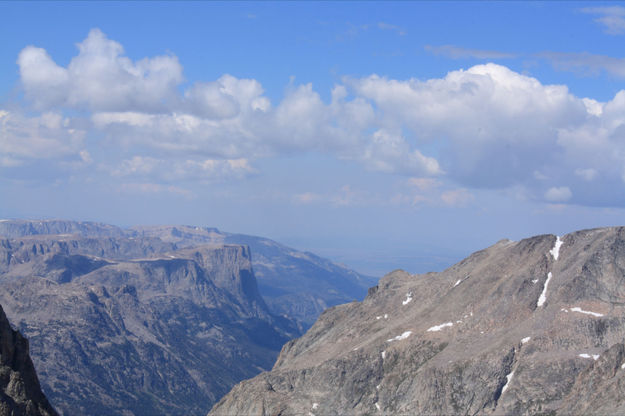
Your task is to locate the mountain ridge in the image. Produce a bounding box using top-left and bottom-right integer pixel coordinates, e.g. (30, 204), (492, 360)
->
(210, 226), (625, 415)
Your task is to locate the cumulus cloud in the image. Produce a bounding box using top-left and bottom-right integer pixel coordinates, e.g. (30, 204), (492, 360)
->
(346, 64), (588, 188)
(19, 28), (183, 112)
(0, 109), (86, 165)
(11, 29), (625, 208)
(544, 186), (572, 202)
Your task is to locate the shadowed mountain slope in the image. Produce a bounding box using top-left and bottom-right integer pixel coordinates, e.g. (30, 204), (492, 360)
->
(0, 303), (57, 416)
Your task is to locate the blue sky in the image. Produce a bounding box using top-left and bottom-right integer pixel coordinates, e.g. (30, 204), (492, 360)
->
(2, 2), (625, 276)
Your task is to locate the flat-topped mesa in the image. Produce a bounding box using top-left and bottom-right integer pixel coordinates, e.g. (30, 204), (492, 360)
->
(210, 227), (625, 416)
(0, 219), (126, 239)
(0, 304), (57, 416)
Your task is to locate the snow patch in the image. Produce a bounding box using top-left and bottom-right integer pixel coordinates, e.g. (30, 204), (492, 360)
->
(312, 403), (318, 410)
(579, 353), (600, 360)
(375, 403), (381, 411)
(376, 314), (389, 320)
(550, 236), (563, 260)
(387, 331), (412, 342)
(456, 320), (462, 324)
(571, 307), (604, 317)
(532, 279), (539, 284)
(402, 292), (413, 305)
(453, 275), (470, 287)
(621, 363), (625, 369)
(501, 370), (514, 394)
(427, 322), (453, 332)
(381, 351), (386, 359)
(537, 272), (552, 307)
(376, 384), (381, 390)
(561, 308), (569, 313)
(384, 314), (388, 319)
(521, 337), (531, 344)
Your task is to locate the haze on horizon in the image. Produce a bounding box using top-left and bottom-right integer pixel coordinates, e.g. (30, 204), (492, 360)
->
(2, 1), (625, 276)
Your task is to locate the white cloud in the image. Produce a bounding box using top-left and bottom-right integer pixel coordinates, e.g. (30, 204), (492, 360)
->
(540, 51), (625, 79)
(360, 130), (441, 176)
(575, 168), (598, 181)
(545, 186), (572, 202)
(346, 64), (588, 187)
(118, 182), (194, 198)
(581, 6), (625, 35)
(12, 29), (625, 209)
(0, 109), (86, 163)
(441, 189), (474, 206)
(111, 156), (255, 182)
(424, 45), (516, 60)
(19, 28), (183, 112)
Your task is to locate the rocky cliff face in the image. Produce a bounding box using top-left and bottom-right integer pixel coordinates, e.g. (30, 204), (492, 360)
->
(211, 227), (625, 416)
(0, 304), (57, 416)
(131, 225), (377, 329)
(1, 220), (376, 330)
(0, 224), (299, 415)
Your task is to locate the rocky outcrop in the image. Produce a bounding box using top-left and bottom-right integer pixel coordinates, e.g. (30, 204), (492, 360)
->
(1, 220), (376, 330)
(0, 232), (298, 415)
(210, 227), (625, 415)
(132, 225), (377, 329)
(0, 304), (57, 416)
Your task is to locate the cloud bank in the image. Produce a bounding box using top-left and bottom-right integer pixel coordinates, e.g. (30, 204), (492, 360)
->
(5, 29), (625, 206)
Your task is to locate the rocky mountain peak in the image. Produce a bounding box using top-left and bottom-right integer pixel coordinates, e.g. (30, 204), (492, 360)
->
(210, 227), (625, 415)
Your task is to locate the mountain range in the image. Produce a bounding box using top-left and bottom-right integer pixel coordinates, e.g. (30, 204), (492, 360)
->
(211, 227), (625, 415)
(0, 219), (374, 415)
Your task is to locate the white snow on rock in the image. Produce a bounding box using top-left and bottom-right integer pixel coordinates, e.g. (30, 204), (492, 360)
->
(384, 314), (388, 319)
(570, 307), (604, 317)
(532, 279), (539, 284)
(387, 331), (412, 342)
(402, 292), (413, 305)
(381, 351), (386, 359)
(501, 370), (514, 393)
(376, 314), (389, 320)
(521, 337), (531, 344)
(375, 403), (381, 411)
(312, 403), (318, 410)
(537, 272), (553, 307)
(550, 236), (563, 260)
(561, 308), (569, 313)
(453, 275), (470, 287)
(621, 363), (625, 369)
(427, 322), (453, 332)
(579, 353), (600, 360)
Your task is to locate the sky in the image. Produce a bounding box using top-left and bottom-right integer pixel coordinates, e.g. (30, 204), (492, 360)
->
(2, 2), (625, 276)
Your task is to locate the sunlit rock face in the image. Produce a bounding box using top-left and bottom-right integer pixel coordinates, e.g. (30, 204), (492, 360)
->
(211, 227), (625, 416)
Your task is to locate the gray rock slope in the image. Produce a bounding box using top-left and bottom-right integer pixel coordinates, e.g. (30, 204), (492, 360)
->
(210, 227), (625, 416)
(0, 221), (376, 330)
(0, 230), (298, 415)
(0, 303), (57, 416)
